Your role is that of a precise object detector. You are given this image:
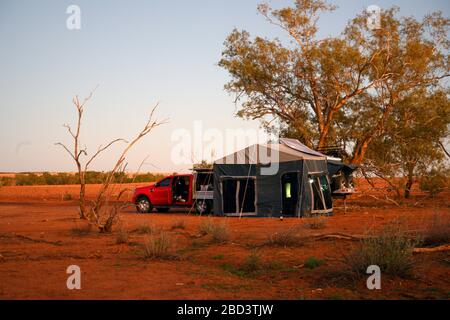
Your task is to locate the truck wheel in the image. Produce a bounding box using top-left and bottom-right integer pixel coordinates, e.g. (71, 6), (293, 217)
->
(195, 200), (212, 215)
(136, 196), (152, 213)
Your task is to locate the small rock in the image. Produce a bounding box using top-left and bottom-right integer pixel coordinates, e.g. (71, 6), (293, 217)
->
(176, 283), (184, 286)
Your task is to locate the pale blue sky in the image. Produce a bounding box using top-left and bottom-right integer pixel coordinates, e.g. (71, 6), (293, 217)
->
(0, 0), (448, 173)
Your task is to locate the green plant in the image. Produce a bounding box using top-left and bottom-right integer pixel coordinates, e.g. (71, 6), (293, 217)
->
(344, 222), (417, 277)
(304, 256), (325, 269)
(142, 232), (173, 259)
(213, 254), (224, 260)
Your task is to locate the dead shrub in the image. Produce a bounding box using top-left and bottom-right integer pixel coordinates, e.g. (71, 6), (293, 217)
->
(198, 218), (230, 243)
(266, 225), (301, 247)
(115, 227), (128, 244)
(171, 219), (186, 230)
(143, 231), (173, 259)
(421, 212), (450, 247)
(344, 222), (417, 277)
(305, 215), (327, 230)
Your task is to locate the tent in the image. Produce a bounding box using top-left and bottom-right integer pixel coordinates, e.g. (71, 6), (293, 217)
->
(213, 139), (333, 217)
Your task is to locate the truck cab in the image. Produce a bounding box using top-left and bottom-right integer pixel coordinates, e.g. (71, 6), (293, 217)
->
(132, 168), (213, 214)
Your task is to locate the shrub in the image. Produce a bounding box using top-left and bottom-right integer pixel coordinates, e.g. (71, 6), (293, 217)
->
(116, 228), (129, 244)
(304, 256), (325, 269)
(198, 218), (230, 243)
(305, 216), (327, 230)
(344, 223), (417, 277)
(171, 219), (186, 230)
(62, 192), (73, 201)
(419, 169), (449, 197)
(143, 232), (173, 259)
(240, 251), (262, 274)
(135, 223), (159, 235)
(266, 226), (301, 247)
(421, 212), (450, 247)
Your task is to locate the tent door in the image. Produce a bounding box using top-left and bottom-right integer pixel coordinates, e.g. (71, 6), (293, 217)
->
(281, 172), (299, 216)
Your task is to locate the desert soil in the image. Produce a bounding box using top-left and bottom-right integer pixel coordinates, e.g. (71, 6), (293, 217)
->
(0, 182), (449, 300)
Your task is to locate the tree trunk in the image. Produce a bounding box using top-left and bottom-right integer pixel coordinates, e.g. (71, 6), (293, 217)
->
(404, 165), (415, 199)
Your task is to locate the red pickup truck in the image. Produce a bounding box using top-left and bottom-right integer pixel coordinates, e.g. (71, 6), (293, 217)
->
(132, 168), (213, 215)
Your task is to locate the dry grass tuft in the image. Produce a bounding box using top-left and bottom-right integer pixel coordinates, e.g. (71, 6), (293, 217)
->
(115, 227), (128, 244)
(305, 215), (327, 230)
(135, 223), (160, 235)
(198, 218), (230, 243)
(266, 225), (302, 247)
(142, 231), (174, 259)
(70, 221), (93, 236)
(420, 212), (450, 247)
(170, 219), (186, 230)
(344, 221), (417, 277)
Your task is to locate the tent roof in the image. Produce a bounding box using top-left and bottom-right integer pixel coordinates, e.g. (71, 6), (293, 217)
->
(214, 142), (326, 165)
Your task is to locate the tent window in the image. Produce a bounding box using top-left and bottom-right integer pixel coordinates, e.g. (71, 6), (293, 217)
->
(309, 174), (332, 213)
(285, 182), (292, 199)
(222, 178), (256, 215)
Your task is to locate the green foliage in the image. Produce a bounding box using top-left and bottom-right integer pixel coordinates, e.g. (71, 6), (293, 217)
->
(304, 256), (325, 269)
(219, 0), (449, 164)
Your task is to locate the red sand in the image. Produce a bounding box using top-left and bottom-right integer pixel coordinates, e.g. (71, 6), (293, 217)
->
(0, 181), (449, 300)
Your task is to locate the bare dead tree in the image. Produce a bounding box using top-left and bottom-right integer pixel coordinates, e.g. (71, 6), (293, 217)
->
(56, 90), (167, 231)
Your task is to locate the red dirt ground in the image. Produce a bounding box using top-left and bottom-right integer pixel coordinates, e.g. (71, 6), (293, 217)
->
(0, 182), (449, 300)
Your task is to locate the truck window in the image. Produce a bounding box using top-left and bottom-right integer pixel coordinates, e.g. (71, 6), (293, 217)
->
(157, 178), (171, 187)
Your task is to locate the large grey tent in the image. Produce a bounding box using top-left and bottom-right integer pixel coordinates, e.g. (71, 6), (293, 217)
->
(213, 139), (333, 217)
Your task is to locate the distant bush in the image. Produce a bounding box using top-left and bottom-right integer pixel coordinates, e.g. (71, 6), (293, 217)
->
(1, 171), (164, 186)
(419, 169), (449, 197)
